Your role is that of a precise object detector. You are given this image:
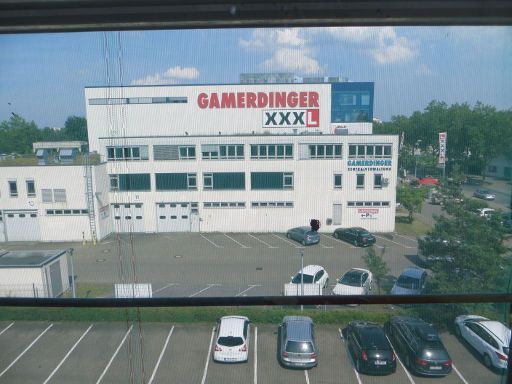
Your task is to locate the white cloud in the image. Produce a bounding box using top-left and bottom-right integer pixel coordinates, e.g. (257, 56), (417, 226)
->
(417, 64), (434, 76)
(370, 36), (418, 64)
(262, 48), (320, 74)
(131, 65), (199, 85)
(164, 66), (199, 79)
(240, 28), (306, 50)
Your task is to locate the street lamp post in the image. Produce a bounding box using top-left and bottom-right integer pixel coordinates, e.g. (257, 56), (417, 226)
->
(300, 248), (304, 311)
(414, 140), (422, 178)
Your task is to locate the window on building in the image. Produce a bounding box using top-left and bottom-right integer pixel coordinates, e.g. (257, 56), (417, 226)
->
(106, 145), (149, 161)
(356, 174), (365, 189)
(250, 144), (293, 159)
(8, 180), (18, 197)
(202, 144), (244, 160)
(26, 180), (36, 197)
(179, 146), (196, 159)
(203, 172), (245, 190)
(305, 144), (342, 159)
(251, 172), (294, 190)
(41, 189), (53, 202)
(109, 175), (119, 191)
(110, 174), (151, 191)
(374, 174), (383, 189)
(53, 189), (67, 202)
(334, 174), (342, 188)
(348, 144), (392, 158)
(204, 202), (245, 208)
(155, 173), (197, 190)
(251, 201), (294, 208)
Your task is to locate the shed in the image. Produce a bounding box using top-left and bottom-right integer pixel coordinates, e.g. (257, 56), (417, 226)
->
(0, 250), (70, 298)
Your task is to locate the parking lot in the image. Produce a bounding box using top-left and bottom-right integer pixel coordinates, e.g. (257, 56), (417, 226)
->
(1, 231), (420, 298)
(0, 320), (505, 384)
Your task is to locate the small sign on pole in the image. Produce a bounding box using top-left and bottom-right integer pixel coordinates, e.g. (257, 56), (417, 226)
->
(438, 132), (447, 164)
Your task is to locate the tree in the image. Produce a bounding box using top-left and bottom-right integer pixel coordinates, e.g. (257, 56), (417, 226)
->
(396, 184), (427, 223)
(362, 246), (389, 294)
(0, 115), (41, 154)
(61, 116), (88, 142)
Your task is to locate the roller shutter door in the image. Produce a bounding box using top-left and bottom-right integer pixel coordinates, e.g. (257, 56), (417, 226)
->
(112, 204), (145, 233)
(5, 211), (40, 241)
(156, 202), (197, 232)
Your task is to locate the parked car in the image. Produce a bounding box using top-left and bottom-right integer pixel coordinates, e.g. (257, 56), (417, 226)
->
(390, 267), (427, 295)
(345, 321), (396, 375)
(430, 192), (444, 205)
(333, 227), (376, 247)
(417, 235), (455, 267)
(332, 268), (373, 296)
(286, 226), (320, 246)
(290, 265), (329, 289)
(473, 189), (496, 200)
(418, 176), (439, 186)
(278, 316), (317, 368)
(385, 316), (452, 376)
(477, 208), (496, 218)
(454, 315), (510, 371)
(213, 316), (251, 363)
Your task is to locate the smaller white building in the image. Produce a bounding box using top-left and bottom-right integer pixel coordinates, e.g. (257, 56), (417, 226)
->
(0, 249), (70, 298)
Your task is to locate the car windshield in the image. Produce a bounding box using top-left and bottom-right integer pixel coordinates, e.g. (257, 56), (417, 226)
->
(286, 341), (314, 353)
(217, 336), (244, 347)
(396, 275), (420, 289)
(292, 273), (314, 284)
(339, 271), (363, 286)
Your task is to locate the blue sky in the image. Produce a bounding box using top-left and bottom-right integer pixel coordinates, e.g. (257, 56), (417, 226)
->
(0, 26), (511, 128)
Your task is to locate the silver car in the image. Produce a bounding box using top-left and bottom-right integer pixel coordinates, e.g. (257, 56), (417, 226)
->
(278, 316), (317, 368)
(473, 189), (495, 200)
(286, 226), (320, 246)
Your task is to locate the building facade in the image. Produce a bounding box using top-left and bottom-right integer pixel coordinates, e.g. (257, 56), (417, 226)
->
(0, 80), (398, 242)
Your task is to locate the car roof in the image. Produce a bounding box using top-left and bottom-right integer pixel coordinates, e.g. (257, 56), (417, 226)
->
(297, 265), (324, 275)
(391, 316), (439, 340)
(292, 226), (312, 231)
(343, 268), (369, 277)
(399, 266), (425, 279)
(475, 320), (511, 343)
(218, 316), (248, 337)
(351, 227), (370, 232)
(283, 316), (314, 340)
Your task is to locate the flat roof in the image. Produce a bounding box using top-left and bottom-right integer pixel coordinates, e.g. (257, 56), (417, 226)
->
(0, 250), (67, 268)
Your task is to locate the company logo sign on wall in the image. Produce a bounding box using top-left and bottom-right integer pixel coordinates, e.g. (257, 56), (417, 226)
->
(197, 91), (320, 128)
(347, 159), (392, 171)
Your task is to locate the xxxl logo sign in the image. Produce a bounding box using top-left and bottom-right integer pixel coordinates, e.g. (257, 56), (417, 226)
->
(262, 109), (319, 128)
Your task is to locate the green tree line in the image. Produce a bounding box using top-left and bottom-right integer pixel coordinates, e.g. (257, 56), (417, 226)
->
(0, 115), (87, 154)
(375, 100), (512, 177)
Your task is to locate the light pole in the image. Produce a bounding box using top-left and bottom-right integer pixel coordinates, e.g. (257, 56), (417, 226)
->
(67, 248), (76, 298)
(300, 248), (304, 311)
(414, 140), (422, 178)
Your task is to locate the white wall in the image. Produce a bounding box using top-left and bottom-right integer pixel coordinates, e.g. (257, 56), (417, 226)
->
(0, 267), (46, 297)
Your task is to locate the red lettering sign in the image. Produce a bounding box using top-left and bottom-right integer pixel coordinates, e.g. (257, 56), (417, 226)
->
(197, 91), (320, 109)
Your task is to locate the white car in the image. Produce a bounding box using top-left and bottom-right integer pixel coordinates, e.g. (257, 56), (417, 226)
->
(213, 316), (251, 363)
(290, 264), (329, 288)
(477, 208), (496, 218)
(332, 268), (373, 296)
(454, 315), (510, 370)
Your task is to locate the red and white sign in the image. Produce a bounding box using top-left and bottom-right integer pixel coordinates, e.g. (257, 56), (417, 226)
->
(439, 132), (447, 164)
(358, 208), (379, 219)
(262, 109), (319, 128)
(197, 91), (320, 109)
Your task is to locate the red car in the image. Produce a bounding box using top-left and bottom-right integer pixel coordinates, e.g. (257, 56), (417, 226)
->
(418, 176), (439, 186)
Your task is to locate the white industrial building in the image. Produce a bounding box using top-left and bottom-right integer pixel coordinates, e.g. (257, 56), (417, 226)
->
(0, 79), (399, 242)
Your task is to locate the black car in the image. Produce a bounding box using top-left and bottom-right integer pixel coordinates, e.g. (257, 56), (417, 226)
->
(385, 316), (452, 377)
(345, 321), (396, 375)
(333, 227), (376, 247)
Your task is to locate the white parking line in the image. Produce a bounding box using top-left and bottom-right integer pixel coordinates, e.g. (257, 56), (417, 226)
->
(0, 323), (53, 378)
(304, 369), (310, 384)
(147, 326), (174, 384)
(452, 364), (470, 384)
(248, 234), (277, 248)
(224, 233), (250, 248)
(189, 284), (220, 297)
(393, 232), (418, 242)
(375, 235), (415, 249)
(254, 327), (258, 384)
(272, 234), (300, 247)
(96, 324), (133, 384)
(200, 234), (223, 248)
(321, 233), (356, 248)
(153, 283), (177, 294)
(0, 322), (14, 337)
(201, 326), (216, 384)
(236, 285), (262, 297)
(43, 324), (94, 384)
(386, 335), (415, 384)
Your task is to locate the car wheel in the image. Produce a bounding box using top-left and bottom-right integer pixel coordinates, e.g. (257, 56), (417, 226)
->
(302, 240), (306, 246)
(454, 324), (461, 338)
(334, 232), (339, 239)
(483, 354), (493, 369)
(287, 233), (291, 239)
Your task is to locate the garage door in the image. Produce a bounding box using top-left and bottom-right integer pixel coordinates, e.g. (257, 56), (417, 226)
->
(156, 202), (198, 232)
(5, 211), (40, 241)
(112, 203), (145, 233)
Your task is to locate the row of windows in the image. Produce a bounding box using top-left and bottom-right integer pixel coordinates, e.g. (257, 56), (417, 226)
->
(7, 180), (35, 198)
(46, 209), (89, 215)
(347, 201), (391, 207)
(356, 174), (387, 189)
(6, 181), (68, 202)
(89, 97), (188, 105)
(108, 143), (392, 161)
(348, 144), (392, 158)
(203, 202), (246, 208)
(109, 172), (296, 191)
